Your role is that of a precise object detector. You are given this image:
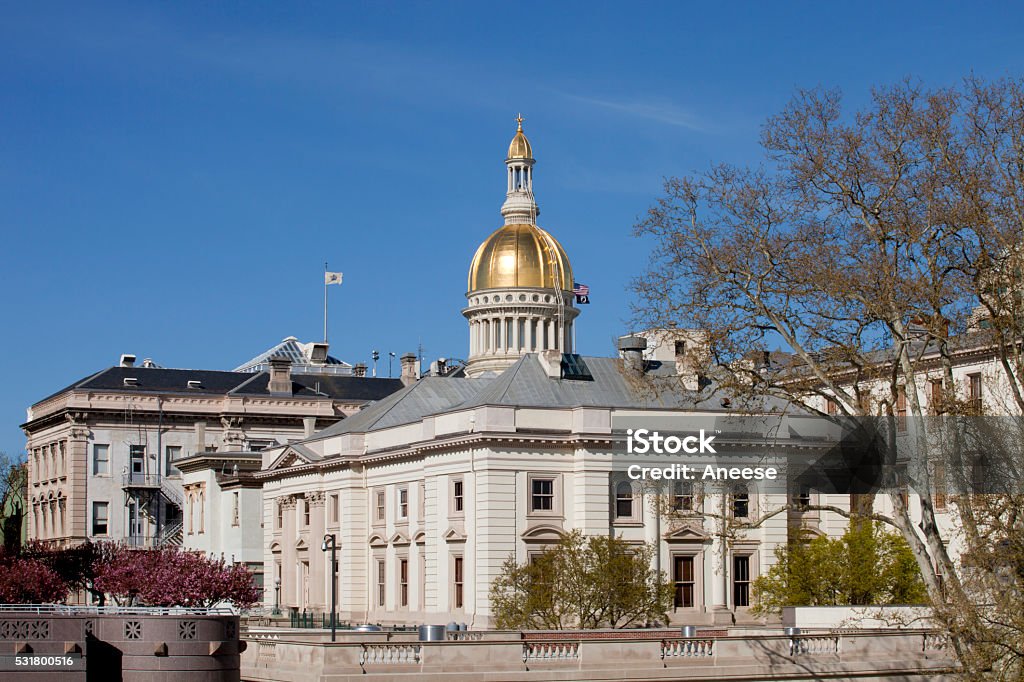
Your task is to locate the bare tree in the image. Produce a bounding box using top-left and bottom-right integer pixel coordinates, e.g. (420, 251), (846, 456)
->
(634, 77), (1024, 678)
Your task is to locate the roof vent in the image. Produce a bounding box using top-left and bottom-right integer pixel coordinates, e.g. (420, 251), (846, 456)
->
(123, 377), (139, 387)
(141, 358), (158, 368)
(120, 354), (136, 368)
(187, 380), (202, 389)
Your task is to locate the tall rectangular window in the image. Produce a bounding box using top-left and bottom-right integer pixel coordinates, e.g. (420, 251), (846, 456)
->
(377, 560), (386, 607)
(400, 558), (409, 607)
(165, 445), (182, 476)
(129, 445), (145, 475)
(329, 494), (339, 524)
(732, 489), (749, 518)
(453, 556), (464, 609)
(92, 501), (109, 536)
(968, 373), (983, 413)
(895, 388), (907, 433)
(733, 556), (751, 607)
(375, 490), (385, 522)
(398, 488), (408, 519)
(275, 501), (283, 529)
(531, 478), (554, 512)
(453, 479), (464, 513)
(232, 492), (239, 526)
(673, 556), (694, 608)
(672, 480), (693, 512)
(93, 444), (109, 475)
(302, 498), (310, 526)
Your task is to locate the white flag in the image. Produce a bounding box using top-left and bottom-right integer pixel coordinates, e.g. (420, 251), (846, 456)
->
(325, 271), (343, 285)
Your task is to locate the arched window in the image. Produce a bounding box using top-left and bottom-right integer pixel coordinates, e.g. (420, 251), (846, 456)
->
(615, 481), (635, 520)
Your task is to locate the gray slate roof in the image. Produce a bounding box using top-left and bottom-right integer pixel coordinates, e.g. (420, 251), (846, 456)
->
(310, 354), (741, 438)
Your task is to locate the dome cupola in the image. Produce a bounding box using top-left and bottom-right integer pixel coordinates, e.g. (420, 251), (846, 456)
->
(462, 116), (580, 378)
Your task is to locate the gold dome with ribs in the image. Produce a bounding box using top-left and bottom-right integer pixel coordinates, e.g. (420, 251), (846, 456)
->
(507, 115), (533, 160)
(467, 223), (573, 292)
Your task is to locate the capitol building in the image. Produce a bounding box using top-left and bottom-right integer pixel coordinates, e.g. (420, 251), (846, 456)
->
(248, 119), (870, 628)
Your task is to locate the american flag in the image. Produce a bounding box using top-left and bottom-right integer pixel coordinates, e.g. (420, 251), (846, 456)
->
(573, 282), (590, 304)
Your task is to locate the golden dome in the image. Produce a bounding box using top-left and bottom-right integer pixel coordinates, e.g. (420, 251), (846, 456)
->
(507, 115), (533, 160)
(468, 223), (573, 292)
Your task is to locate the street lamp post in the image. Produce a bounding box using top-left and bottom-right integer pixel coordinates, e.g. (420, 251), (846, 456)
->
(273, 577), (281, 616)
(321, 533), (338, 641)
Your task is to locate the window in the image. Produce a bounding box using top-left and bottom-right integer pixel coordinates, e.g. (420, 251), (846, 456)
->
(615, 481), (634, 519)
(400, 558), (409, 607)
(793, 486), (811, 510)
(673, 556), (695, 608)
(247, 439), (274, 451)
(231, 492), (239, 526)
(732, 487), (749, 518)
(531, 477), (554, 512)
(375, 490), (385, 523)
(452, 479), (464, 514)
(329, 494), (339, 524)
(92, 501), (108, 536)
(453, 556), (464, 609)
(199, 490), (205, 533)
(419, 482), (426, 518)
(130, 445), (145, 475)
(672, 480), (693, 512)
(165, 445), (182, 476)
(826, 398), (839, 416)
(398, 488), (408, 519)
(93, 444), (109, 475)
(376, 559), (386, 607)
(733, 556), (751, 607)
(895, 389), (907, 433)
(275, 501), (283, 530)
(968, 373), (983, 413)
(930, 379), (946, 415)
(302, 498), (310, 526)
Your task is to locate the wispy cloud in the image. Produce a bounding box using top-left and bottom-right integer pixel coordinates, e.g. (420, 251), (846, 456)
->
(560, 92), (707, 131)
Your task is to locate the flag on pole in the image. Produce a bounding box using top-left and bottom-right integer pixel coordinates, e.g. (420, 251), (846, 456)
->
(325, 271), (344, 285)
(573, 282), (590, 304)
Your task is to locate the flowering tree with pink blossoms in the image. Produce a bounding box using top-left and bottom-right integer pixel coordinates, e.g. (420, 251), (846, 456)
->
(0, 557), (68, 603)
(93, 545), (260, 609)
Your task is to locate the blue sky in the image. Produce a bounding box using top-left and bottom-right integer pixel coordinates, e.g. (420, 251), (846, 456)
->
(2, 2), (1023, 455)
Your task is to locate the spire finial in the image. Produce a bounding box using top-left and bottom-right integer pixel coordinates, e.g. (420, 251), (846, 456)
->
(516, 113), (524, 131)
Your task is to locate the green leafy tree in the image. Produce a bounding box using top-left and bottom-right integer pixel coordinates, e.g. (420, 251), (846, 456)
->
(490, 530), (674, 629)
(752, 520), (927, 615)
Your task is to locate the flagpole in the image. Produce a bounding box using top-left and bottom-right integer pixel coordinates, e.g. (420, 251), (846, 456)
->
(323, 261), (329, 344)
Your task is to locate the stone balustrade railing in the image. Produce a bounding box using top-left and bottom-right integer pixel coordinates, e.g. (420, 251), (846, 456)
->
(239, 628), (956, 681)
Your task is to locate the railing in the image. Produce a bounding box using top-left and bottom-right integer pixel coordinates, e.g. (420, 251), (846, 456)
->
(160, 478), (183, 507)
(359, 643), (421, 666)
(662, 638), (714, 658)
(122, 473), (161, 488)
(924, 632), (947, 651)
(0, 604), (234, 615)
(523, 640), (580, 662)
(789, 635), (840, 656)
(156, 520), (183, 547)
(447, 630), (484, 641)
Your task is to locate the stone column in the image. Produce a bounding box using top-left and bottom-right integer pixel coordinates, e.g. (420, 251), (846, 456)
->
(307, 491), (327, 611)
(708, 493), (734, 624)
(512, 316), (520, 351)
(66, 414), (90, 544)
(280, 496), (298, 610)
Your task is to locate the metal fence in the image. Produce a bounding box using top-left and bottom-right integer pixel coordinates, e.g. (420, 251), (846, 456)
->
(0, 604), (235, 615)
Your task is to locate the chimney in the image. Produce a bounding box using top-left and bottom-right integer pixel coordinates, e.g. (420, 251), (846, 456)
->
(400, 353), (419, 385)
(353, 363), (367, 378)
(120, 354), (136, 368)
(268, 355), (293, 395)
(195, 421), (206, 453)
(303, 417), (316, 438)
(618, 335), (648, 375)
